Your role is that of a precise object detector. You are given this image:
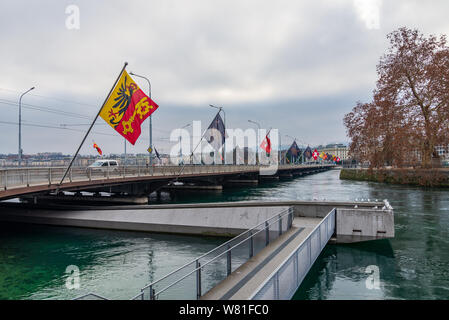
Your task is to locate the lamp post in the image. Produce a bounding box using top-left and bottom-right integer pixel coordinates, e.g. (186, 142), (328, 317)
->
(124, 139), (127, 169)
(179, 123), (191, 165)
(18, 87), (35, 167)
(248, 120), (261, 165)
(130, 72), (152, 166)
(209, 104), (226, 165)
(279, 130), (282, 165)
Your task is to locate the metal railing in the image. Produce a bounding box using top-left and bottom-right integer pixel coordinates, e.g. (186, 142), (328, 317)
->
(131, 206), (295, 300)
(250, 208), (336, 300)
(0, 164), (334, 191)
(73, 292), (109, 300)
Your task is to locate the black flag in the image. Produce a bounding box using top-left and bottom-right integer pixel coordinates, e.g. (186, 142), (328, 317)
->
(286, 141), (301, 163)
(154, 147), (161, 160)
(206, 113), (227, 151)
(303, 146), (312, 160)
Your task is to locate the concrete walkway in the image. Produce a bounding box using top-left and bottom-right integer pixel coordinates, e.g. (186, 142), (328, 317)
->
(201, 217), (322, 300)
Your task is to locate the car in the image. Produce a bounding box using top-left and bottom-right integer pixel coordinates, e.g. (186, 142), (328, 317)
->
(87, 160), (119, 173)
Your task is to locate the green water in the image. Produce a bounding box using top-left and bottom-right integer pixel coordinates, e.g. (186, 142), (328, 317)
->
(1, 169), (448, 299)
(162, 169), (449, 300)
(0, 224), (226, 300)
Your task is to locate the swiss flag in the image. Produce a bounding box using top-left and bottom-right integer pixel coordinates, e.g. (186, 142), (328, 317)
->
(312, 149), (319, 160)
(260, 133), (271, 155)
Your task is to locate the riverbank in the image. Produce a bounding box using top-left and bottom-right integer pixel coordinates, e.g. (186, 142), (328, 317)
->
(340, 168), (449, 187)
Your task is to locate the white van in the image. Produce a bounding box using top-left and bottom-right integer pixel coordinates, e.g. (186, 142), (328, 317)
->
(87, 159), (119, 172)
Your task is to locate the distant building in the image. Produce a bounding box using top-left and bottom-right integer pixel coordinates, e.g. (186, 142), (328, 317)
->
(317, 143), (349, 160)
(435, 145), (449, 160)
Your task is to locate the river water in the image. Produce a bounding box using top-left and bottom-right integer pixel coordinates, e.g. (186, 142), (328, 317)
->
(1, 169), (448, 299)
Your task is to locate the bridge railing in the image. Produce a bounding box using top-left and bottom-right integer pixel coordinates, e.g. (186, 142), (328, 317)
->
(73, 292), (109, 300)
(0, 163), (333, 191)
(249, 208), (336, 300)
(131, 206), (294, 300)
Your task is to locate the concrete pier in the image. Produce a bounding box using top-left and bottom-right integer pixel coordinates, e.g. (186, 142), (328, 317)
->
(0, 203), (290, 237)
(0, 200), (394, 242)
(0, 200), (394, 300)
(259, 176), (279, 181)
(162, 185), (223, 192)
(224, 179), (259, 186)
(21, 194), (149, 205)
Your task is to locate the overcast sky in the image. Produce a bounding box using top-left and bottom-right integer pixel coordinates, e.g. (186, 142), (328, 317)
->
(1, 0), (449, 156)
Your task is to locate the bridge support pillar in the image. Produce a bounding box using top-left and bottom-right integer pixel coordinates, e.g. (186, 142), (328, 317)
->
(224, 179), (259, 187)
(259, 176), (279, 182)
(279, 173), (293, 180)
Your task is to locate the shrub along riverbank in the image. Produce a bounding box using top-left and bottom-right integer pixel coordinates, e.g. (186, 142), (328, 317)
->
(340, 168), (449, 188)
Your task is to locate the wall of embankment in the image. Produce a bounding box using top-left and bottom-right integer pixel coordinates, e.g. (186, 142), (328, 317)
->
(340, 168), (449, 187)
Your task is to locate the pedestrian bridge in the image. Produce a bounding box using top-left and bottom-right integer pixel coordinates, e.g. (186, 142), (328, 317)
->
(26, 199), (392, 300)
(0, 164), (333, 201)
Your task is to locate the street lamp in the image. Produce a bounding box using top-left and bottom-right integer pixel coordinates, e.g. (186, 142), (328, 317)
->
(179, 123), (191, 164)
(248, 120), (261, 165)
(130, 72), (152, 166)
(209, 104), (226, 164)
(18, 86), (35, 167)
(279, 130), (282, 165)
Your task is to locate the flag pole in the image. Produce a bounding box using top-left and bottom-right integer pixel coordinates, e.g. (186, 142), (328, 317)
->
(58, 62), (128, 186)
(149, 109), (221, 195)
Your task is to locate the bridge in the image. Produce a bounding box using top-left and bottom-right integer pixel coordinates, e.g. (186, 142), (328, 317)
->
(0, 164), (334, 202)
(15, 199), (390, 300)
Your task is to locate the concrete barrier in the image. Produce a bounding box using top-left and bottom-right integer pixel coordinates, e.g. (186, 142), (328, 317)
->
(335, 200), (394, 243)
(0, 200), (394, 243)
(0, 205), (291, 237)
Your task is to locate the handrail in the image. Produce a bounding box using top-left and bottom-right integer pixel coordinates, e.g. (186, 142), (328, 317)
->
(1, 164), (334, 195)
(139, 206), (294, 299)
(73, 292), (109, 300)
(249, 208), (336, 300)
(0, 163), (334, 171)
(141, 206), (292, 291)
(152, 210), (292, 298)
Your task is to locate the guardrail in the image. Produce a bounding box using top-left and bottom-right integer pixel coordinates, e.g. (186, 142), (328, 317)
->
(130, 206), (295, 300)
(0, 164), (333, 191)
(73, 292), (109, 300)
(249, 208), (336, 300)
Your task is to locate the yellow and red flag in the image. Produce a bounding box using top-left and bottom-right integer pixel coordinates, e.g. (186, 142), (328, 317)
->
(100, 70), (159, 145)
(93, 142), (102, 155)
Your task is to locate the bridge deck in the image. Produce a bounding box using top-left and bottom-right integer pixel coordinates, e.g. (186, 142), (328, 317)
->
(201, 217), (322, 300)
(0, 164), (333, 200)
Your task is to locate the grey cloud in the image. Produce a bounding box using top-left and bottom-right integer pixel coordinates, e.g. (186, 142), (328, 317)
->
(1, 0), (449, 155)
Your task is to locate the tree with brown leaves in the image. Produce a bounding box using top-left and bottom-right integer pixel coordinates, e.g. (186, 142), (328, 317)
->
(345, 27), (449, 168)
